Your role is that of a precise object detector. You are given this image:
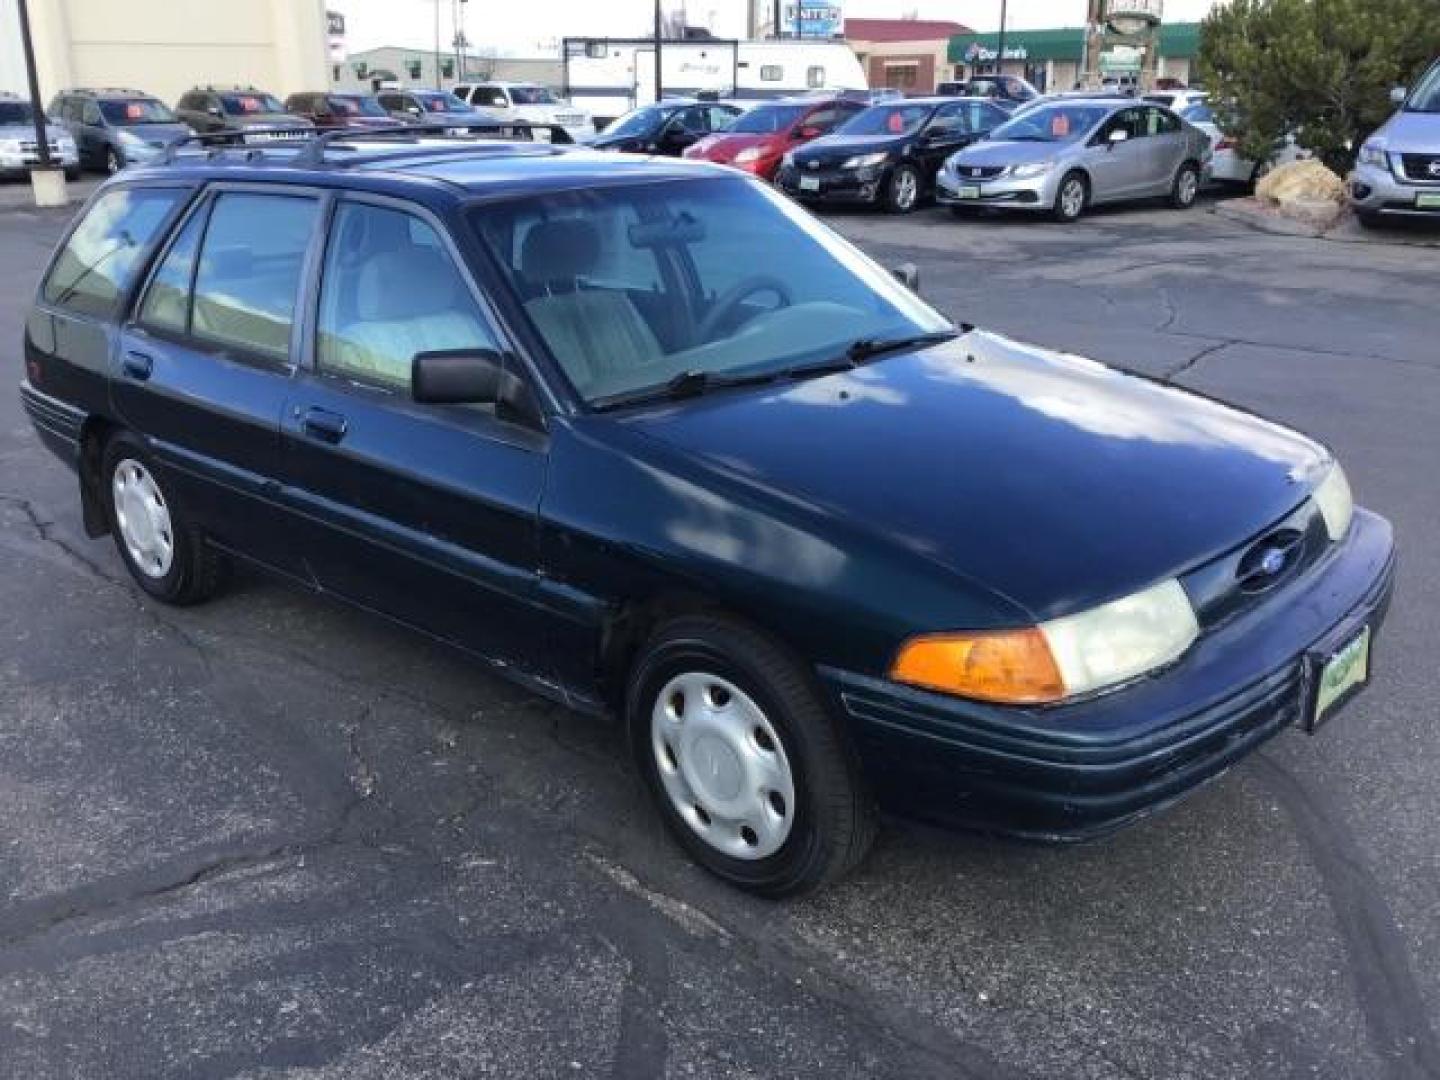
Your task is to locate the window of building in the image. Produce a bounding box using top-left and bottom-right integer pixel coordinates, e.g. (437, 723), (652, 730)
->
(806, 65), (825, 88)
(407, 60), (422, 80)
(190, 193), (319, 366)
(760, 65), (783, 82)
(441, 59), (454, 79)
(316, 203), (497, 394)
(883, 62), (919, 90)
(353, 62), (368, 79)
(42, 188), (184, 318)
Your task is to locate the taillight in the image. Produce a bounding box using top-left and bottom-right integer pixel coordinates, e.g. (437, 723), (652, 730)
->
(1215, 136), (1236, 151)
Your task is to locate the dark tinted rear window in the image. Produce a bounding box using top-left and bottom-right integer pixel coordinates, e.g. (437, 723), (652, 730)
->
(0, 101), (36, 124)
(42, 188), (184, 317)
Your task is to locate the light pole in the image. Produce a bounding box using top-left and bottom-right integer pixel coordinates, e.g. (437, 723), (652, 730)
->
(995, 0), (1008, 77)
(433, 0), (442, 89)
(16, 0), (65, 207)
(654, 0), (663, 102)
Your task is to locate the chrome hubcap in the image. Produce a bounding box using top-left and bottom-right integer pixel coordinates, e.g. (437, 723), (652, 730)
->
(112, 458), (174, 578)
(1061, 180), (1084, 217)
(895, 170), (917, 209)
(651, 672), (795, 860)
(1179, 170), (1198, 203)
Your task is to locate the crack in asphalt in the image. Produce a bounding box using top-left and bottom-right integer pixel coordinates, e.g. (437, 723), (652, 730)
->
(1162, 339), (1233, 382)
(1255, 753), (1440, 1080)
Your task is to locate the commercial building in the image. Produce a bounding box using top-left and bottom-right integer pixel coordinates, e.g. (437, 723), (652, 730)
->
(947, 22), (1201, 92)
(845, 18), (972, 95)
(1, 0), (330, 106)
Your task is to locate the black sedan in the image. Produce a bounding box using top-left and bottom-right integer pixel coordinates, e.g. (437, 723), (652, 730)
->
(586, 99), (743, 155)
(775, 97), (1008, 212)
(22, 144), (1394, 897)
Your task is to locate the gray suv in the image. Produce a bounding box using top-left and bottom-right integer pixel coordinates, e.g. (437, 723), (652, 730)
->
(0, 92), (79, 179)
(48, 88), (190, 173)
(173, 86), (313, 144)
(1351, 59), (1440, 226)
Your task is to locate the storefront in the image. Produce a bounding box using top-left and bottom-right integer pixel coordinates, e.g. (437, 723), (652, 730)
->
(946, 23), (1200, 92)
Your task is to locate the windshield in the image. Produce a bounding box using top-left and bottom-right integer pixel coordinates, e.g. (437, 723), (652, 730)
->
(1180, 102), (1214, 123)
(729, 103), (808, 134)
(1, 101), (38, 125)
(510, 86), (557, 105)
(992, 104), (1111, 143)
(100, 99), (177, 125)
(419, 93), (472, 113)
(471, 175), (950, 405)
(605, 106), (666, 137)
(330, 95), (388, 117)
(836, 103), (934, 138)
(1407, 62), (1440, 112)
(221, 93), (286, 115)
(962, 79), (1000, 97)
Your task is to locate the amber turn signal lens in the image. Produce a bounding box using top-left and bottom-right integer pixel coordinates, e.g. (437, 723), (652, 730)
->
(890, 628), (1066, 704)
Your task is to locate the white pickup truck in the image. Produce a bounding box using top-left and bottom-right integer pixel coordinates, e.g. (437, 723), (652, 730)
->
(452, 82), (594, 143)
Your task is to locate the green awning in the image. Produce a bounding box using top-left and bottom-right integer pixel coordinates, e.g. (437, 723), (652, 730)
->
(947, 22), (1201, 65)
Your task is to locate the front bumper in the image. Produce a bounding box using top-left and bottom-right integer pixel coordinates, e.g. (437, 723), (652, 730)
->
(1350, 160), (1440, 218)
(0, 149), (79, 176)
(822, 508), (1396, 840)
(935, 167), (1057, 212)
(775, 163), (889, 205)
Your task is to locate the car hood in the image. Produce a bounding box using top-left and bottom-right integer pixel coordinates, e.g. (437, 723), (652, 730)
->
(621, 331), (1328, 622)
(590, 131), (650, 149)
(952, 139), (1071, 166)
(689, 132), (773, 161)
(794, 132), (902, 162)
(1374, 109), (1440, 150)
(235, 114), (312, 128)
(120, 122), (193, 144)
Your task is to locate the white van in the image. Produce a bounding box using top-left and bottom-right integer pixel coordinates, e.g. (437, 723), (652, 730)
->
(452, 81), (595, 143)
(562, 38), (867, 125)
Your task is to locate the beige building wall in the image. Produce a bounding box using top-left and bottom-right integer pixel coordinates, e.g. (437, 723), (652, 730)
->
(23, 0), (329, 105)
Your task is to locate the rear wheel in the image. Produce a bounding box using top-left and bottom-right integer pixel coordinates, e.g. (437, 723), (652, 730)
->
(884, 164), (921, 214)
(628, 613), (876, 897)
(102, 432), (227, 605)
(1052, 171), (1088, 222)
(1170, 162), (1201, 209)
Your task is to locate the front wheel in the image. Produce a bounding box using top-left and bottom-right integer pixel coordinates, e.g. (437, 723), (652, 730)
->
(102, 432), (228, 605)
(1052, 171), (1088, 222)
(1170, 162), (1201, 209)
(884, 164), (921, 214)
(105, 146), (123, 175)
(628, 614), (876, 897)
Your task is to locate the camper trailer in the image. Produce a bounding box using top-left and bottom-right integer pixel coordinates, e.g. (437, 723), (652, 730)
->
(563, 37), (867, 125)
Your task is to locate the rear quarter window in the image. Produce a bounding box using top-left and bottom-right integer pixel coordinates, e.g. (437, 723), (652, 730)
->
(41, 188), (186, 318)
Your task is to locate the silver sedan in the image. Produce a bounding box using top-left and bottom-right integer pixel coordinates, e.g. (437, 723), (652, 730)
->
(937, 98), (1212, 222)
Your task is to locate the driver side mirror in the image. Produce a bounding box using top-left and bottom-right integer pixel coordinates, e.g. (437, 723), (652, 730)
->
(1390, 85), (1407, 105)
(406, 105), (423, 117)
(891, 262), (920, 293)
(796, 125), (822, 140)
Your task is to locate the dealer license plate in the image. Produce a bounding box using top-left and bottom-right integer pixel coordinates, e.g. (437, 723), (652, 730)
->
(1309, 625), (1371, 730)
(1416, 192), (1440, 209)
(958, 184), (981, 200)
(799, 175), (820, 192)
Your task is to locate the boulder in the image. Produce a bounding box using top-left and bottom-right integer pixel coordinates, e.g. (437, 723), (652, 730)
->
(1255, 159), (1345, 207)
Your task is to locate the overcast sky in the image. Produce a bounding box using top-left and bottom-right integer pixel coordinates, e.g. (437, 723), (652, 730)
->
(333, 0), (1220, 56)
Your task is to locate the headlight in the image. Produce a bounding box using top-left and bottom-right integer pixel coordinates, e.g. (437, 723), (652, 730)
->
(734, 146), (763, 164)
(780, 151), (795, 170)
(1357, 142), (1387, 168)
(842, 151), (889, 170)
(1008, 161), (1052, 179)
(0, 138), (23, 153)
(1312, 461), (1354, 542)
(891, 579), (1199, 704)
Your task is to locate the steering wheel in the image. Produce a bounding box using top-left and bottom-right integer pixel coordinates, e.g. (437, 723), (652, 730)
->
(696, 275), (795, 343)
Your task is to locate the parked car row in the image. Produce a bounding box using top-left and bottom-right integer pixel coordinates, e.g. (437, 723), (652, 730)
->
(39, 82), (594, 175)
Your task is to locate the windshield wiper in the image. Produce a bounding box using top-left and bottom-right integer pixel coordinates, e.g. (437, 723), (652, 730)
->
(838, 330), (959, 365)
(590, 367), (778, 411)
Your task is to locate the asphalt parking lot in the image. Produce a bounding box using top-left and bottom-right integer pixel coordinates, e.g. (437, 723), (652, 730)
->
(2, 191), (1439, 1080)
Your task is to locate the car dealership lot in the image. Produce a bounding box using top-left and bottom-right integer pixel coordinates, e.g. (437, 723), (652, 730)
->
(2, 199), (1438, 1079)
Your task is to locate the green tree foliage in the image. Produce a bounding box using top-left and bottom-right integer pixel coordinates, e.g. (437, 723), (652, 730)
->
(1198, 0), (1440, 172)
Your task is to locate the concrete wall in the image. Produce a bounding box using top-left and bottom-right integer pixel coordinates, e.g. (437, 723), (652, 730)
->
(7, 0), (329, 106)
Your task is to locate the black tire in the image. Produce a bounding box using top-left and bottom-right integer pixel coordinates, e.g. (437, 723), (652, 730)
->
(1052, 170), (1088, 222)
(1356, 209), (1382, 230)
(628, 613), (876, 897)
(883, 163), (921, 214)
(948, 204), (971, 218)
(1170, 161), (1201, 209)
(104, 146), (123, 175)
(64, 168), (80, 182)
(102, 431), (227, 606)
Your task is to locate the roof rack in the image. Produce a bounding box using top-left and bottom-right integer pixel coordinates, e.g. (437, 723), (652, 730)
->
(158, 120), (574, 168)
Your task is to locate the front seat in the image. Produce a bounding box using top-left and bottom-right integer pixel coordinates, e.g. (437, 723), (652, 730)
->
(327, 246), (489, 390)
(519, 219), (664, 393)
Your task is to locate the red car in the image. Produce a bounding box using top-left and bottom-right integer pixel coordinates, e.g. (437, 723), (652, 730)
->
(682, 96), (865, 181)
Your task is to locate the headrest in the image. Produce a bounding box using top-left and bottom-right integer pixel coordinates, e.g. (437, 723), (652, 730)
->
(355, 248), (460, 322)
(520, 219), (601, 284)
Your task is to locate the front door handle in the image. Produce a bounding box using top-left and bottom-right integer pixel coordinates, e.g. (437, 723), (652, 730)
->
(300, 406), (348, 444)
(121, 350), (153, 380)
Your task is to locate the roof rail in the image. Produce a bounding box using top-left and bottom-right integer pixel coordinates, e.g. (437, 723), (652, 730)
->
(159, 126), (318, 164)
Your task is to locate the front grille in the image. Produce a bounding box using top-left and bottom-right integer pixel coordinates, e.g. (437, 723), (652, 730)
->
(556, 112), (585, 125)
(20, 141), (61, 154)
(1400, 154), (1440, 182)
(242, 129), (309, 143)
(957, 164), (1004, 179)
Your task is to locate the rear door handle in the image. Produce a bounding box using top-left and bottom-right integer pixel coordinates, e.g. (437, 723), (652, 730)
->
(121, 350), (153, 380)
(300, 406), (348, 444)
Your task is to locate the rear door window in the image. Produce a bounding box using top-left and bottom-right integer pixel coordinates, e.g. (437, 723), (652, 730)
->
(42, 187), (186, 318)
(137, 205), (207, 333)
(189, 192), (320, 366)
